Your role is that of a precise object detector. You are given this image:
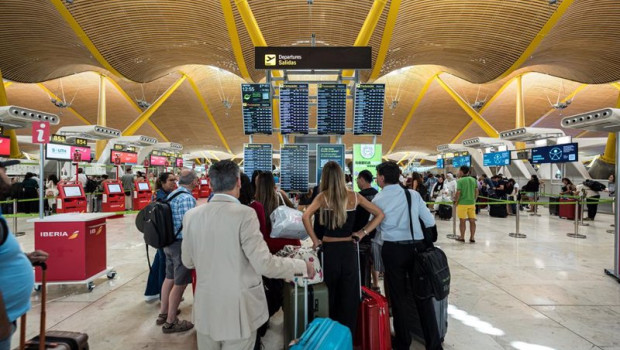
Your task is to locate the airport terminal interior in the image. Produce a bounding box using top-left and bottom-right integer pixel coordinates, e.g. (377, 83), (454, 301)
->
(2, 0), (620, 349)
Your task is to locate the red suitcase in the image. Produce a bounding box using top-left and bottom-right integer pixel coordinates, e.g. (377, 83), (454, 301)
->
(354, 287), (391, 350)
(19, 263), (89, 350)
(559, 198), (578, 220)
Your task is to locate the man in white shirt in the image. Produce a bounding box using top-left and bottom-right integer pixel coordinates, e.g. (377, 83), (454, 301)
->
(70, 168), (88, 187)
(372, 161), (442, 350)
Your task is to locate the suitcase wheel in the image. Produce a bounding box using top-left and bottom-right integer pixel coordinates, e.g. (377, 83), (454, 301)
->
(87, 282), (95, 292)
(34, 284), (41, 292)
(107, 271), (117, 280)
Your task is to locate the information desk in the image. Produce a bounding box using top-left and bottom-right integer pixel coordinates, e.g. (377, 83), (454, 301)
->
(101, 181), (125, 214)
(56, 182), (87, 214)
(133, 181), (152, 210)
(30, 213), (116, 291)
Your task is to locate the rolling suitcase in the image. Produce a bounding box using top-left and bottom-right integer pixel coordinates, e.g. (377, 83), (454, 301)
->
(20, 263), (89, 350)
(548, 197), (560, 216)
(283, 281), (329, 347)
(559, 198), (578, 220)
(290, 318), (352, 350)
(411, 297), (449, 345)
(489, 201), (507, 218)
(437, 204), (452, 220)
(355, 287), (391, 350)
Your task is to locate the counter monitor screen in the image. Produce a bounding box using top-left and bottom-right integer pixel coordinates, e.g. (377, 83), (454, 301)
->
(280, 144), (309, 192)
(531, 142), (578, 164)
(451, 155), (471, 168)
(110, 150), (138, 165)
(107, 184), (122, 194)
(243, 144), (272, 178)
(483, 151), (511, 166)
(280, 84), (309, 134)
(137, 182), (150, 191)
(150, 155), (167, 166)
(317, 84), (347, 135)
(353, 84), (385, 135)
(63, 186), (82, 198)
(0, 137), (9, 156)
(200, 179), (208, 185)
(176, 158), (183, 167)
(437, 158), (444, 169)
(242, 84), (272, 135)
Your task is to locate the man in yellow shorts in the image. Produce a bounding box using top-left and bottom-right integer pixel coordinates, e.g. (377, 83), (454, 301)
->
(453, 165), (478, 243)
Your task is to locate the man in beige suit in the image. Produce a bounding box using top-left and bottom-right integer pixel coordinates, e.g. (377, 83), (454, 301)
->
(182, 160), (314, 350)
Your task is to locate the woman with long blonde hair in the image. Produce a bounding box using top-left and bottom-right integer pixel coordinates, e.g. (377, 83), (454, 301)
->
(302, 161), (384, 334)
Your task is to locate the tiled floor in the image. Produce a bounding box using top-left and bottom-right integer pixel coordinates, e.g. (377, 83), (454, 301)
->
(10, 204), (620, 349)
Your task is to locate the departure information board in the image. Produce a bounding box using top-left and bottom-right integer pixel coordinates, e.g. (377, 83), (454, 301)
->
(353, 84), (385, 135)
(242, 84), (272, 135)
(317, 84), (347, 135)
(437, 158), (444, 169)
(316, 144), (345, 182)
(280, 144), (309, 192)
(243, 144), (272, 176)
(280, 84), (309, 134)
(451, 156), (471, 168)
(531, 143), (578, 164)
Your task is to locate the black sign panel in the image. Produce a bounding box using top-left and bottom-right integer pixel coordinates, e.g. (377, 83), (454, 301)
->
(280, 144), (309, 192)
(255, 46), (372, 70)
(51, 134), (67, 144)
(242, 84), (272, 135)
(353, 84), (385, 135)
(317, 84), (347, 135)
(279, 84), (309, 134)
(243, 144), (272, 177)
(531, 143), (578, 164)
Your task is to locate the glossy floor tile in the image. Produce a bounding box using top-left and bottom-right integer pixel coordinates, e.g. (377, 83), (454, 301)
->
(9, 206), (620, 349)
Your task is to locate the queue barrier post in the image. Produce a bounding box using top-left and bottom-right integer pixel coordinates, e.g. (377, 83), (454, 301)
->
(447, 204), (459, 240)
(509, 196), (526, 239)
(529, 191), (541, 217)
(608, 200), (615, 234)
(12, 199), (25, 237)
(567, 197), (587, 239)
(580, 194), (590, 227)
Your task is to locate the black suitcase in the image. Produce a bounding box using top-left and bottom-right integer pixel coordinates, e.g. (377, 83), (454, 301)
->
(19, 263), (90, 350)
(489, 202), (508, 218)
(411, 297), (449, 345)
(549, 197), (560, 216)
(437, 204), (452, 220)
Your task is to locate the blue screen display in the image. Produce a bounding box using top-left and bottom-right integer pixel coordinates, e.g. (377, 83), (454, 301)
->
(451, 156), (471, 168)
(531, 143), (578, 164)
(483, 151), (511, 166)
(437, 158), (444, 169)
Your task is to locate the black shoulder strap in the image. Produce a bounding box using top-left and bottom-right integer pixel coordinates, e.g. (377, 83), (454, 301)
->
(164, 190), (186, 203)
(403, 187), (415, 240)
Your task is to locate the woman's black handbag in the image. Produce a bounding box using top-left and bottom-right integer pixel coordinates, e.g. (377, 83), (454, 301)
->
(404, 188), (451, 300)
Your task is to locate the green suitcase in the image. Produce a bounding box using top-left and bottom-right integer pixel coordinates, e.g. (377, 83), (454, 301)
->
(282, 281), (330, 347)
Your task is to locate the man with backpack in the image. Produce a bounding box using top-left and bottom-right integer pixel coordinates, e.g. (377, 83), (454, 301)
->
(579, 180), (604, 221)
(159, 169), (198, 334)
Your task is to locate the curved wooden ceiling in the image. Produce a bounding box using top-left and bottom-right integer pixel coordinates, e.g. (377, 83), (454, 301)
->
(0, 0), (619, 157)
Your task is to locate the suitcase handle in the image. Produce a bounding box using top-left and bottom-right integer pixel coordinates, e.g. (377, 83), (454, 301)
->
(20, 262), (47, 350)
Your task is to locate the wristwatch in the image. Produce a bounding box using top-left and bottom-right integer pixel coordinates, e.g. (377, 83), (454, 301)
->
(363, 228), (368, 236)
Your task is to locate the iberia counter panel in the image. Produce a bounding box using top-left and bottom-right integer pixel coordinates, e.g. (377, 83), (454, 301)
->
(31, 213), (113, 283)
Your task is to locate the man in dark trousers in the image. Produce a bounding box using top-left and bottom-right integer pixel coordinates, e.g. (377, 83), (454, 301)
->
(353, 170), (379, 289)
(372, 161), (442, 350)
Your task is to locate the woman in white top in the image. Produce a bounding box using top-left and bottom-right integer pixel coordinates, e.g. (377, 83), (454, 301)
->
(45, 174), (59, 212)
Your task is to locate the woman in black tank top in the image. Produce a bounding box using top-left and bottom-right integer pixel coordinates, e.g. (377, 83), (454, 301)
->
(302, 162), (384, 335)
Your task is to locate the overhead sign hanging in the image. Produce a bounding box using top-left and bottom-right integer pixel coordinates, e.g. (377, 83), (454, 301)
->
(255, 46), (372, 70)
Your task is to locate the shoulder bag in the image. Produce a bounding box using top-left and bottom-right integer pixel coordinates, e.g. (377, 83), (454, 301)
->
(270, 192), (309, 240)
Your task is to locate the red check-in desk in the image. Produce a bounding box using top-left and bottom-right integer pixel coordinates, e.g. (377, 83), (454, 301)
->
(30, 213), (116, 291)
(56, 182), (87, 214)
(133, 181), (152, 210)
(101, 181), (125, 213)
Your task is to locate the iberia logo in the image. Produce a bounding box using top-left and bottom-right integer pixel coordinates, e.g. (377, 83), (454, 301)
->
(68, 230), (79, 240)
(96, 226), (103, 236)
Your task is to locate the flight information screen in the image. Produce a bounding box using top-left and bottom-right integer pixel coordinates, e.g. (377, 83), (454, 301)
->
(316, 144), (345, 182)
(243, 144), (272, 176)
(242, 84), (272, 135)
(280, 144), (309, 192)
(353, 84), (385, 135)
(531, 143), (578, 164)
(437, 158), (444, 169)
(317, 84), (347, 135)
(451, 156), (471, 168)
(483, 151), (511, 166)
(280, 84), (309, 134)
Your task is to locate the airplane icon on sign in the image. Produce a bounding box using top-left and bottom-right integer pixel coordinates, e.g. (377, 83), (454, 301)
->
(265, 54), (276, 66)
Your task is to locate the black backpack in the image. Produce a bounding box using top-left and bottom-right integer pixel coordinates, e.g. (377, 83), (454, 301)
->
(84, 179), (98, 194)
(584, 179), (606, 192)
(135, 191), (187, 249)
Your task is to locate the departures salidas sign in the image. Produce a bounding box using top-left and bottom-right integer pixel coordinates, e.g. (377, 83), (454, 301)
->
(255, 46), (372, 70)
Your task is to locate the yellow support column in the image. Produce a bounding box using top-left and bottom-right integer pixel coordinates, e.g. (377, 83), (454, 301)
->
(600, 91), (620, 164)
(95, 74), (107, 159)
(343, 0), (388, 77)
(0, 69), (22, 158)
(515, 75), (526, 150)
(123, 75), (187, 136)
